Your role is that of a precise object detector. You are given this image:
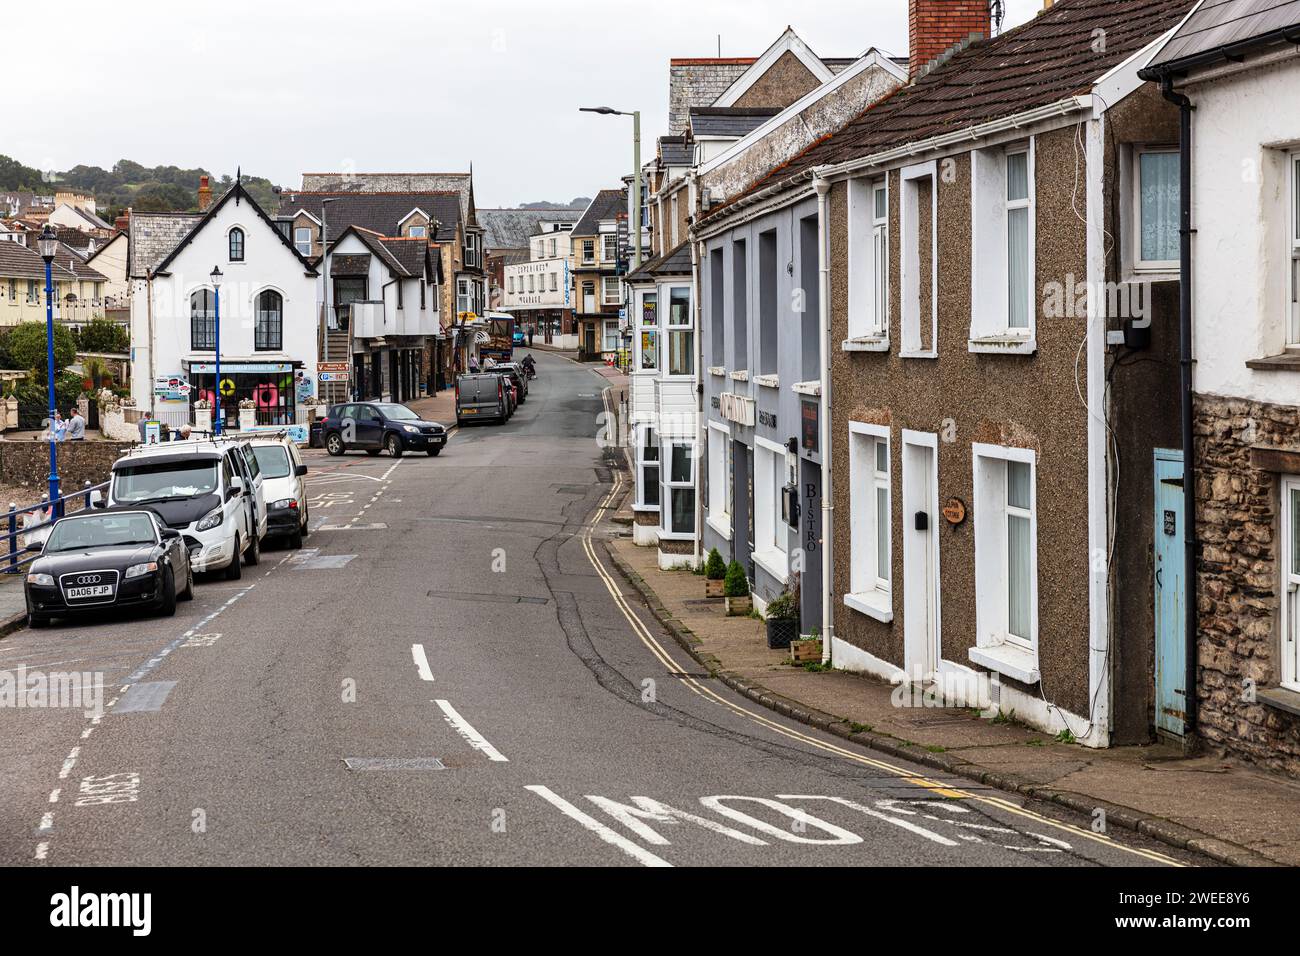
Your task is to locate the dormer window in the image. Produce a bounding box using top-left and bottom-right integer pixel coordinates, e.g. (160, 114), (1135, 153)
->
(228, 227), (245, 262)
(409, 225), (426, 239)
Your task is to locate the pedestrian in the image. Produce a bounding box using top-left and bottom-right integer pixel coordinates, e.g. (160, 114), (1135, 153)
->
(528, 326), (534, 347)
(66, 407), (85, 441)
(178, 424), (192, 441)
(51, 411), (66, 442)
(137, 414), (148, 443)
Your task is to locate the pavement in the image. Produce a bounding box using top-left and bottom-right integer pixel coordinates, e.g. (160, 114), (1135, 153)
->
(606, 532), (1300, 867)
(0, 348), (1212, 867)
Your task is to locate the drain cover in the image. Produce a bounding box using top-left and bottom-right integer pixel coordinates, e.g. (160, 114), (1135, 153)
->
(343, 757), (447, 771)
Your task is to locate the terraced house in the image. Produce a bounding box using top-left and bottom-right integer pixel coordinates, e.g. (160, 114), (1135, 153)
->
(696, 0), (1198, 747)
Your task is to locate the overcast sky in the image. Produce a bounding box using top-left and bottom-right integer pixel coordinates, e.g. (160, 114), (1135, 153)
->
(10, 0), (1043, 208)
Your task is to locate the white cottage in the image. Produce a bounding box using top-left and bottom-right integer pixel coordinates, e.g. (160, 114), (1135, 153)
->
(129, 183), (319, 430)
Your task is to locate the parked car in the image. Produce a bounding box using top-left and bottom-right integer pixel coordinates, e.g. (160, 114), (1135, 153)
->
(319, 402), (449, 458)
(249, 437), (310, 549)
(489, 363), (529, 404)
(512, 330), (526, 346)
(455, 373), (510, 426)
(105, 440), (265, 579)
(24, 509), (194, 627)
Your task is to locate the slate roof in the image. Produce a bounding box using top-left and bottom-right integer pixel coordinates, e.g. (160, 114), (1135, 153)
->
(689, 106), (782, 138)
(0, 240), (79, 281)
(379, 237), (438, 279)
(659, 136), (694, 167)
(51, 243), (107, 282)
(477, 207), (582, 251)
(298, 173), (473, 223)
(63, 205), (112, 231)
(128, 212), (202, 278)
(331, 253), (372, 277)
(1145, 0), (1300, 72)
(572, 188), (627, 236)
(280, 191), (462, 243)
(626, 241), (692, 281)
(703, 0), (1197, 224)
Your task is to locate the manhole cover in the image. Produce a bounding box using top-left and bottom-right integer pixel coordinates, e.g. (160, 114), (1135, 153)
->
(343, 758), (447, 771)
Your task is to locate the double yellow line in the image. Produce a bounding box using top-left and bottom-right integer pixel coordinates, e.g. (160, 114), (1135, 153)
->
(581, 422), (1183, 866)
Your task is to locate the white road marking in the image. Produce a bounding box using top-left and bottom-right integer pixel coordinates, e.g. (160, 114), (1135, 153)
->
(526, 785), (671, 868)
(34, 842), (48, 860)
(58, 748), (80, 780)
(38, 812), (53, 832)
(777, 794), (959, 847)
(435, 700), (507, 762)
(48, 789), (60, 804)
(380, 460), (403, 481)
(411, 644), (435, 682)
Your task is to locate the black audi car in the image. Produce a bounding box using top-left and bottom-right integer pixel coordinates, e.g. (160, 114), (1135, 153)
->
(319, 401), (449, 458)
(23, 509), (194, 628)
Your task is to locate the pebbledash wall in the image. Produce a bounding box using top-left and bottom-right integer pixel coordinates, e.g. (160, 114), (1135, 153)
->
(1183, 57), (1300, 774)
(0, 440), (132, 493)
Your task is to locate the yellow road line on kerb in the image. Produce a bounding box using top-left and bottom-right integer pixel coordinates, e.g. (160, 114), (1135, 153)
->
(580, 460), (1183, 867)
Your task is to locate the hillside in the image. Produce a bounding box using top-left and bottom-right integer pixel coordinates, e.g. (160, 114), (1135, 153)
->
(0, 155), (279, 217)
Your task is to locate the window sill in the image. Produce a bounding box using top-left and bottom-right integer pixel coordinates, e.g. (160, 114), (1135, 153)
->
(632, 503), (660, 513)
(792, 380), (821, 397)
(1245, 353), (1300, 371)
(708, 365), (726, 377)
(1126, 268), (1179, 284)
(841, 335), (889, 353)
(843, 589), (893, 623)
(706, 514), (733, 541)
(968, 334), (1036, 355)
(968, 641), (1040, 684)
(899, 349), (938, 360)
(753, 374), (779, 389)
(752, 548), (789, 585)
(730, 370), (750, 382)
(1258, 686), (1300, 718)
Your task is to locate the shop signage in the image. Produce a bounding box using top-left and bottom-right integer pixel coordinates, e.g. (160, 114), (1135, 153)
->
(317, 362), (349, 373)
(190, 362), (292, 375)
(801, 400), (818, 452)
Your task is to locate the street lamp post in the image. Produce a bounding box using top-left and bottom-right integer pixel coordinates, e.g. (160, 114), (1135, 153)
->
(211, 266), (223, 435)
(37, 225), (60, 510)
(579, 106), (642, 270)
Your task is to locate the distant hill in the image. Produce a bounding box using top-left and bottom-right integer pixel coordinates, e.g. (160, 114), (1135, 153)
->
(519, 197), (591, 210)
(0, 155), (279, 218)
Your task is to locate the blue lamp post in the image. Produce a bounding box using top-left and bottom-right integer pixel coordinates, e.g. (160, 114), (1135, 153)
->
(211, 266), (223, 435)
(37, 225), (60, 510)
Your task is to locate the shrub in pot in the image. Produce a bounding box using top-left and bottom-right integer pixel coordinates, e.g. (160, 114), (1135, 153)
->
(723, 560), (751, 616)
(704, 548), (726, 598)
(764, 590), (800, 649)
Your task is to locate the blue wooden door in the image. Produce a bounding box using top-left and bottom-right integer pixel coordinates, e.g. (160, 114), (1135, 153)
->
(1154, 450), (1186, 737)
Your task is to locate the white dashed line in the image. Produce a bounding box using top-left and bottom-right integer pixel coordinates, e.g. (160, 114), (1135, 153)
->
(435, 700), (507, 762)
(411, 644), (435, 682)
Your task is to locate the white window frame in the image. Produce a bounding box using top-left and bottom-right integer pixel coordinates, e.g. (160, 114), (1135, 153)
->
(1288, 151), (1300, 346)
(1281, 475), (1300, 691)
(602, 275), (622, 306)
(845, 421), (892, 622)
(899, 160), (937, 359)
(661, 441), (697, 538)
(582, 238), (595, 265)
(602, 233), (618, 263)
(846, 177), (890, 350)
(670, 193), (680, 247)
(636, 425), (660, 510)
(464, 233), (479, 268)
(707, 422), (732, 539)
(294, 227), (312, 256)
(969, 140), (1037, 354)
(1131, 146), (1179, 274)
(970, 443), (1040, 682)
(456, 278), (472, 315)
(549, 272), (557, 292)
(408, 224), (427, 239)
(753, 435), (789, 584)
(664, 283), (693, 378)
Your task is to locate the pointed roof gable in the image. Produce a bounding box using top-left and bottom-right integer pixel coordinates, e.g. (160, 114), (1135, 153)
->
(711, 28), (835, 108)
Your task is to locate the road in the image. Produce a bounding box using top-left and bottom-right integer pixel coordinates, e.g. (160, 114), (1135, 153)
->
(0, 349), (1203, 867)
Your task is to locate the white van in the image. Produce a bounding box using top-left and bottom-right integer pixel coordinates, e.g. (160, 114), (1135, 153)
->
(248, 436), (309, 548)
(105, 439), (267, 579)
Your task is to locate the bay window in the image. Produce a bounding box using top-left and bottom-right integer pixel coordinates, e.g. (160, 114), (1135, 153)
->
(662, 442), (696, 536)
(638, 290), (658, 371)
(666, 286), (692, 376)
(639, 426), (660, 508)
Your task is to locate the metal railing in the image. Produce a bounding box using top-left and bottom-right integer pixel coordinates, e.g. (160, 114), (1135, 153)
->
(4, 480), (109, 575)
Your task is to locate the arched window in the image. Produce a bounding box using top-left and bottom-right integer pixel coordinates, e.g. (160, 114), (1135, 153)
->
(191, 289), (215, 350)
(228, 227), (245, 262)
(255, 290), (282, 351)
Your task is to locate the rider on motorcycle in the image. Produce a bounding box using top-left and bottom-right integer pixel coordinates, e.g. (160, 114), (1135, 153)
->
(521, 353), (536, 378)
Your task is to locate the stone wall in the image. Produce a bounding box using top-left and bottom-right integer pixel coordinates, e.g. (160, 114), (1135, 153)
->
(1194, 391), (1300, 775)
(0, 439), (131, 498)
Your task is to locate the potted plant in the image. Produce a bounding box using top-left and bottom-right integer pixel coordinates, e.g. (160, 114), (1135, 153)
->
(723, 560), (751, 616)
(790, 627), (823, 664)
(763, 590), (800, 649)
(704, 548), (726, 598)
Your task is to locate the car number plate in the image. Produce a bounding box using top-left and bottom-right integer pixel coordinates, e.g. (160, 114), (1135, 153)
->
(462, 409), (477, 414)
(66, 584), (113, 600)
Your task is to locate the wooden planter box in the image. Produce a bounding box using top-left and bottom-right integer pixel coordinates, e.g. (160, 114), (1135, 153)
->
(789, 639), (823, 663)
(724, 595), (752, 616)
(705, 578), (725, 598)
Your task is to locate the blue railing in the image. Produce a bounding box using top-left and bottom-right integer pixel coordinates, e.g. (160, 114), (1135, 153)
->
(4, 480), (109, 575)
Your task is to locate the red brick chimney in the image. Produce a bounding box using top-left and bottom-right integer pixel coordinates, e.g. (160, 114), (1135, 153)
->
(909, 0), (991, 80)
(114, 210), (130, 233)
(198, 175), (213, 212)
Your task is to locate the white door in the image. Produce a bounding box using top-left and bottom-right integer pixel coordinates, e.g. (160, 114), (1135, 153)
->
(1282, 477), (1300, 691)
(902, 431), (940, 678)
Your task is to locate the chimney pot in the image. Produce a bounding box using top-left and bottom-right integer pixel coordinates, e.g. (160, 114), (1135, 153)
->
(198, 175), (213, 212)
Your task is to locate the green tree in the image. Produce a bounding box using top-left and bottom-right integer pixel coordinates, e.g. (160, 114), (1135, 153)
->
(704, 548), (726, 581)
(723, 560), (750, 598)
(1, 322), (77, 384)
(74, 319), (129, 355)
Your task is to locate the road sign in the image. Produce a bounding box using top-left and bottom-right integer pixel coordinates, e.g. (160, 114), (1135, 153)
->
(319, 372), (349, 383)
(317, 362), (349, 373)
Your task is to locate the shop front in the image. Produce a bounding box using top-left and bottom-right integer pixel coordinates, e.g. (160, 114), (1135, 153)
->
(351, 344), (424, 402)
(187, 360), (302, 431)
